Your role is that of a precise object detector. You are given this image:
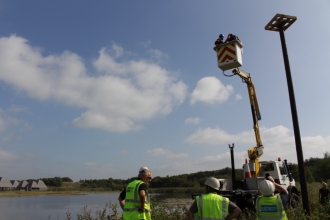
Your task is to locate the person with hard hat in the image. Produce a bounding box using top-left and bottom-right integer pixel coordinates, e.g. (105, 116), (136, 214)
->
(224, 33), (240, 43)
(319, 182), (329, 205)
(186, 177), (242, 220)
(118, 166), (152, 220)
(255, 175), (289, 220)
(214, 34), (224, 46)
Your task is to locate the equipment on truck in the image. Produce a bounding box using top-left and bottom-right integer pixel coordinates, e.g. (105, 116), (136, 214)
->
(212, 40), (300, 210)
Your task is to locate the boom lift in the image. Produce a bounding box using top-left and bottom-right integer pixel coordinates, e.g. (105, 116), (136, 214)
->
(212, 39), (300, 209)
(225, 67), (264, 177)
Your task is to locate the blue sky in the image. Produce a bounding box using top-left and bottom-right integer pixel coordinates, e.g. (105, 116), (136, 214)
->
(0, 1), (329, 182)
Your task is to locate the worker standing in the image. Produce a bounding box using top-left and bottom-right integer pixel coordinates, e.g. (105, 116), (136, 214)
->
(319, 182), (330, 205)
(186, 177), (242, 220)
(118, 167), (152, 220)
(215, 34), (224, 46)
(255, 176), (288, 220)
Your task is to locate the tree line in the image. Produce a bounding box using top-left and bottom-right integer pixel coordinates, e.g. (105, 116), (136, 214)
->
(36, 177), (73, 187)
(78, 152), (329, 190)
(291, 152), (330, 183)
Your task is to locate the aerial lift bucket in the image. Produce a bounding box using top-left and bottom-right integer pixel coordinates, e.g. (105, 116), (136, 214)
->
(214, 40), (243, 72)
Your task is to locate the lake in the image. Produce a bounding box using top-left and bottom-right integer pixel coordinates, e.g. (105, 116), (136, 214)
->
(0, 193), (121, 220)
(0, 192), (192, 220)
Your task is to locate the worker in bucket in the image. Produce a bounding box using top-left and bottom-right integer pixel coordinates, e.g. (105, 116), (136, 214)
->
(255, 175), (288, 220)
(214, 34), (224, 46)
(224, 33), (240, 43)
(224, 33), (243, 54)
(186, 177), (242, 220)
(118, 166), (152, 220)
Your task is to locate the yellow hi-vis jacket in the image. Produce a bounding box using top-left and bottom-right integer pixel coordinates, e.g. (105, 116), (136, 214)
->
(255, 195), (288, 220)
(194, 192), (229, 220)
(123, 180), (151, 220)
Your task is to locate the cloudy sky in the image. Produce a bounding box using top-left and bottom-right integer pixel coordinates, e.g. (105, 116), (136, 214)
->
(0, 1), (329, 182)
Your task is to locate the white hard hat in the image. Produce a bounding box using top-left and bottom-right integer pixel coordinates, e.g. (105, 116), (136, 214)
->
(259, 180), (275, 196)
(204, 177), (220, 190)
(139, 166), (149, 173)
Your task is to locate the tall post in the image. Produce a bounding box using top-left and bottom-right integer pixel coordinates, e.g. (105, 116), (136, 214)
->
(265, 14), (310, 215)
(229, 143), (237, 190)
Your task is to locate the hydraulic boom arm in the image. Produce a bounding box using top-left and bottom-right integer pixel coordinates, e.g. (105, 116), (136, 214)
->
(231, 68), (264, 163)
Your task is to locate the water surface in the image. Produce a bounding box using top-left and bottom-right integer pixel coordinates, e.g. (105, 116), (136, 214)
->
(0, 193), (120, 220)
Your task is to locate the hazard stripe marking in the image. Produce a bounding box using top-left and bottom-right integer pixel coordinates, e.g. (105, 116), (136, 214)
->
(217, 44), (237, 63)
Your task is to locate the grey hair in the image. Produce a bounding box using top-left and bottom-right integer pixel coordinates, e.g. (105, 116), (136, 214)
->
(138, 169), (151, 178)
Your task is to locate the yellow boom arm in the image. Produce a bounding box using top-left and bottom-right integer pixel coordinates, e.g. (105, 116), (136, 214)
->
(232, 68), (264, 176)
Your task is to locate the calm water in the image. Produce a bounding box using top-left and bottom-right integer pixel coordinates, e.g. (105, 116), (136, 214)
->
(0, 193), (121, 220)
(0, 192), (192, 220)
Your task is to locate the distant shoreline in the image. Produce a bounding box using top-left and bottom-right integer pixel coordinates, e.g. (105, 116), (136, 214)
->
(0, 190), (119, 197)
(0, 186), (204, 198)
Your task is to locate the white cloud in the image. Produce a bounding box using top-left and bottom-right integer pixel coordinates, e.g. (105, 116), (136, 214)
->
(185, 117), (202, 125)
(148, 49), (169, 64)
(7, 105), (27, 113)
(84, 162), (97, 166)
(0, 35), (188, 133)
(152, 126), (330, 177)
(111, 44), (124, 58)
(186, 125), (330, 164)
(139, 40), (168, 63)
(152, 151), (247, 177)
(118, 150), (129, 156)
(190, 76), (233, 104)
(147, 148), (188, 159)
(0, 108), (30, 134)
(185, 127), (255, 145)
(235, 94), (242, 100)
(140, 40), (151, 48)
(0, 149), (18, 161)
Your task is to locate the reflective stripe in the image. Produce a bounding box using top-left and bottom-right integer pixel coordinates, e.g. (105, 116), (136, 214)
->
(199, 195), (203, 219)
(127, 182), (150, 205)
(133, 181), (150, 204)
(133, 181), (142, 204)
(195, 194), (228, 220)
(221, 197), (227, 217)
(256, 195), (286, 220)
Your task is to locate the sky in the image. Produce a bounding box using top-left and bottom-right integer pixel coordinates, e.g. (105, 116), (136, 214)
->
(0, 1), (329, 182)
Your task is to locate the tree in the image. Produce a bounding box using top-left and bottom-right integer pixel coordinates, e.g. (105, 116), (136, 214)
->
(305, 167), (314, 183)
(62, 177), (73, 182)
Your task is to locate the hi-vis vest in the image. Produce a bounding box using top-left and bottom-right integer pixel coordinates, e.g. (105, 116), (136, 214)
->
(194, 193), (229, 220)
(123, 180), (151, 220)
(255, 195), (288, 220)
